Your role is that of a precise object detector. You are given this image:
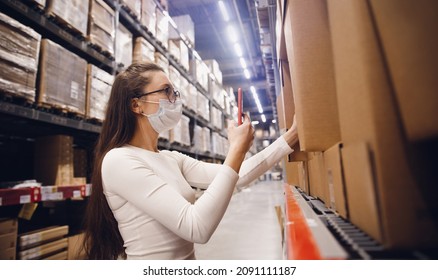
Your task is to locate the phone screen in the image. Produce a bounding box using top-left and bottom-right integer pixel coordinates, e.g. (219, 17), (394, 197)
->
(238, 88), (243, 125)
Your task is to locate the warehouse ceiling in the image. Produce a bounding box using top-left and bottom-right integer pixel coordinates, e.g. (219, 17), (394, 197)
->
(167, 0), (276, 127)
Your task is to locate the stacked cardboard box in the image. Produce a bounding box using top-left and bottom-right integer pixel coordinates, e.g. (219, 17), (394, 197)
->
(46, 0), (89, 35)
(17, 225), (68, 260)
(86, 64), (113, 121)
(155, 8), (168, 49)
(186, 84), (198, 112)
(328, 0), (438, 248)
(204, 59), (222, 85)
(193, 125), (203, 152)
(168, 65), (180, 91)
(170, 39), (189, 71)
(120, 0), (141, 19)
(38, 39), (87, 115)
(34, 135), (74, 186)
(179, 76), (189, 107)
(211, 107), (223, 130)
(154, 52), (168, 74)
(168, 39), (180, 61)
(197, 93), (210, 122)
(0, 13), (41, 101)
(195, 59), (209, 91)
(116, 23), (133, 69)
(0, 218), (18, 260)
(133, 37), (154, 63)
(169, 15), (195, 47)
(202, 127), (211, 153)
(141, 0), (156, 36)
(87, 0), (115, 56)
(170, 115), (190, 146)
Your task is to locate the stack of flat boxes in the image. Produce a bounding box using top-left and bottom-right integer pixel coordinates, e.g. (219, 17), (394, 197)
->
(133, 37), (155, 63)
(0, 13), (41, 101)
(88, 0), (115, 57)
(86, 65), (114, 121)
(46, 0), (89, 36)
(0, 218), (18, 260)
(17, 225), (69, 260)
(278, 0), (438, 250)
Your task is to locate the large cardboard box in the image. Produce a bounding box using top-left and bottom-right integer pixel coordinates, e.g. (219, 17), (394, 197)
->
(297, 161), (309, 195)
(368, 0), (438, 141)
(141, 0), (156, 36)
(284, 160), (300, 187)
(328, 0), (438, 248)
(0, 13), (41, 101)
(38, 39), (87, 115)
(86, 64), (113, 121)
(307, 152), (328, 203)
(116, 23), (133, 69)
(324, 143), (347, 218)
(120, 0), (141, 19)
(46, 0), (89, 35)
(0, 218), (18, 235)
(68, 233), (86, 260)
(133, 37), (155, 63)
(88, 0), (115, 56)
(283, 0), (341, 151)
(34, 135), (74, 186)
(169, 14), (195, 46)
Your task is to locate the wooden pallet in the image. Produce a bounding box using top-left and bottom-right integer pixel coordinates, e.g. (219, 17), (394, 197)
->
(120, 4), (139, 20)
(46, 11), (86, 40)
(37, 102), (85, 119)
(86, 38), (115, 59)
(0, 91), (35, 106)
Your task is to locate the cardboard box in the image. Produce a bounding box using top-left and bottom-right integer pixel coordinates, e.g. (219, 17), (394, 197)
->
(38, 39), (87, 115)
(0, 232), (17, 250)
(120, 0), (141, 19)
(170, 39), (189, 71)
(284, 160), (300, 187)
(297, 161), (309, 194)
(86, 64), (113, 121)
(323, 142), (347, 218)
(307, 152), (328, 203)
(0, 218), (18, 235)
(283, 0), (341, 151)
(275, 0), (287, 63)
(154, 52), (169, 74)
(88, 0), (115, 56)
(0, 13), (41, 101)
(204, 59), (222, 85)
(169, 14), (195, 46)
(34, 135), (74, 186)
(278, 60), (295, 129)
(141, 0), (156, 36)
(155, 8), (169, 49)
(328, 0), (438, 248)
(46, 0), (89, 35)
(369, 0), (438, 141)
(18, 225), (69, 249)
(68, 233), (86, 260)
(116, 23), (133, 69)
(0, 247), (16, 260)
(276, 92), (285, 130)
(18, 237), (68, 260)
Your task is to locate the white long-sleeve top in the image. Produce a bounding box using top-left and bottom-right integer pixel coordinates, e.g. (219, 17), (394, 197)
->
(101, 136), (294, 260)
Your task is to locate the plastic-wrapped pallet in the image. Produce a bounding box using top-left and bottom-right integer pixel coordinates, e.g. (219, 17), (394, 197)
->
(168, 65), (181, 90)
(202, 127), (211, 152)
(120, 0), (141, 19)
(0, 13), (41, 101)
(141, 0), (156, 36)
(133, 37), (155, 63)
(193, 125), (203, 152)
(38, 39), (87, 115)
(116, 23), (133, 69)
(187, 83), (198, 112)
(180, 115), (190, 146)
(154, 52), (169, 74)
(169, 15), (195, 47)
(46, 0), (88, 35)
(179, 76), (189, 107)
(169, 39), (189, 71)
(88, 0), (115, 56)
(86, 64), (113, 121)
(197, 93), (210, 121)
(155, 8), (168, 49)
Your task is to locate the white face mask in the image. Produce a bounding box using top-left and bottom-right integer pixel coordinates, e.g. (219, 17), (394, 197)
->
(141, 99), (183, 133)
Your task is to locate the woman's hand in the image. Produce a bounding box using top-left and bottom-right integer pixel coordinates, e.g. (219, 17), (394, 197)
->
(224, 114), (254, 173)
(283, 114), (299, 148)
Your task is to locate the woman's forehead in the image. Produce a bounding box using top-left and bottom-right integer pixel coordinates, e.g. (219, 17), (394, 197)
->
(149, 71), (170, 85)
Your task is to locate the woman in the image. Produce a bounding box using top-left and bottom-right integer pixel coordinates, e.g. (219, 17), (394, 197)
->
(83, 62), (298, 260)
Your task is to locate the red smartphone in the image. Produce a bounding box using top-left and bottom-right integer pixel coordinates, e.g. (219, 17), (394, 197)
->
(238, 87), (243, 125)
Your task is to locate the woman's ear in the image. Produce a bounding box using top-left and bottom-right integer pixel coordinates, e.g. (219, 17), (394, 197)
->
(131, 98), (142, 114)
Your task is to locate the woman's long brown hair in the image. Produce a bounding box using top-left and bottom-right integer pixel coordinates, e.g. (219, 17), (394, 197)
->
(83, 62), (164, 259)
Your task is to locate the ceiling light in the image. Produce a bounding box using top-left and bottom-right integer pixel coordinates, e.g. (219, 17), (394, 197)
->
(227, 26), (238, 43)
(218, 1), (230, 22)
(272, 120), (277, 123)
(251, 121), (260, 125)
(244, 69), (250, 79)
(261, 114), (266, 123)
(240, 57), (247, 68)
(234, 43), (243, 57)
(250, 86), (256, 94)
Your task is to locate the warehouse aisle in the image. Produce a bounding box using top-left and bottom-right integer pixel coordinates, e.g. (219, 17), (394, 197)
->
(195, 180), (284, 260)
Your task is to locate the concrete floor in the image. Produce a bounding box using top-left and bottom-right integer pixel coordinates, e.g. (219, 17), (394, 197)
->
(195, 180), (285, 260)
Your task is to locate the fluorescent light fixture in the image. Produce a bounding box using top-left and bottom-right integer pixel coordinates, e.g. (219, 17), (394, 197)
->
(227, 25), (238, 43)
(218, 1), (230, 22)
(251, 121), (260, 125)
(239, 57), (247, 68)
(244, 69), (250, 79)
(261, 114), (266, 123)
(250, 87), (263, 114)
(272, 119), (277, 123)
(250, 86), (256, 94)
(234, 43), (243, 57)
